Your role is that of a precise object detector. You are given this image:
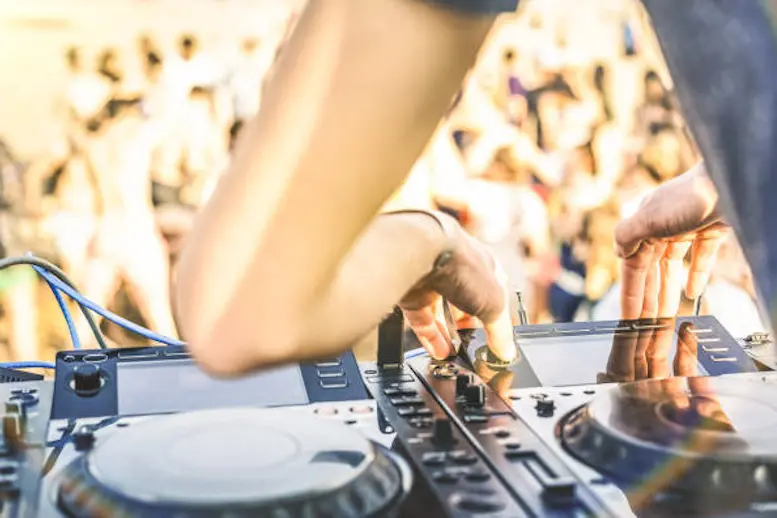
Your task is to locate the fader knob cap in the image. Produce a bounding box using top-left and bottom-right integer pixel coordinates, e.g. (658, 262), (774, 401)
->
(535, 398), (556, 418)
(73, 364), (101, 396)
(432, 419), (456, 449)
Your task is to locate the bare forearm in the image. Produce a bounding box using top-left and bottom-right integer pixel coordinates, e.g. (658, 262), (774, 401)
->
(175, 0), (495, 372)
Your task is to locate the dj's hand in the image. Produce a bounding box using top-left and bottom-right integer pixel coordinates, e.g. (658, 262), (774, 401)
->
(615, 163), (728, 320)
(399, 213), (516, 363)
(600, 320), (699, 384)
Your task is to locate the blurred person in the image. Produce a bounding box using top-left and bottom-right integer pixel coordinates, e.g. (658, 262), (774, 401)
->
(97, 49), (123, 90)
(494, 47), (528, 126)
(62, 47), (112, 130)
(75, 99), (178, 345)
(175, 0), (521, 375)
(633, 70), (682, 144)
(639, 123), (686, 182)
(465, 147), (550, 307)
(139, 34), (163, 78)
(546, 194), (587, 323)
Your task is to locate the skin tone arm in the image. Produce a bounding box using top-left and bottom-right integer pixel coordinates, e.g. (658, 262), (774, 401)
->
(175, 0), (510, 375)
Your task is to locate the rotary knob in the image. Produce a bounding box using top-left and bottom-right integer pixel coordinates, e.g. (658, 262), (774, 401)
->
(535, 398), (556, 418)
(73, 364), (102, 396)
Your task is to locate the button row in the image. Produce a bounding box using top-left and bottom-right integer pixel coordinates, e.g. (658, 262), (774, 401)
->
(432, 466), (491, 484)
(316, 357), (349, 389)
(421, 450), (478, 466)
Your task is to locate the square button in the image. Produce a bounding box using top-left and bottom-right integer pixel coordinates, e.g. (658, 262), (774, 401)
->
(315, 359), (342, 368)
(316, 368), (345, 378)
(320, 379), (348, 389)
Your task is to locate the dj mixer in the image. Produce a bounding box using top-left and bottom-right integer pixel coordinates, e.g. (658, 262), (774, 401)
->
(0, 311), (774, 517)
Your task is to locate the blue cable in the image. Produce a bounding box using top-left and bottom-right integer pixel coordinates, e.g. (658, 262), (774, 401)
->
(40, 277), (81, 350)
(33, 266), (185, 347)
(0, 361), (56, 370)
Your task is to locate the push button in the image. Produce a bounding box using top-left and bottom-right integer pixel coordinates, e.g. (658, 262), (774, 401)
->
(432, 470), (460, 484)
(465, 468), (491, 482)
(390, 396), (424, 407)
(463, 414), (489, 424)
(408, 417), (433, 429)
(414, 407), (432, 417)
(316, 367), (345, 378)
(349, 405), (373, 415)
(421, 452), (447, 466)
(319, 378), (348, 389)
(314, 407), (338, 416)
(451, 492), (506, 513)
(314, 359), (341, 368)
(448, 450), (478, 465)
(397, 407), (417, 417)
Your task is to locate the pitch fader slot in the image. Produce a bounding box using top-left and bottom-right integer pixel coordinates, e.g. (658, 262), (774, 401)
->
(408, 356), (618, 518)
(360, 362), (530, 517)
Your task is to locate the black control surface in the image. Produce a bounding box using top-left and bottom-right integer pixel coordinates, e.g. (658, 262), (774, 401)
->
(362, 360), (616, 517)
(53, 346), (366, 419)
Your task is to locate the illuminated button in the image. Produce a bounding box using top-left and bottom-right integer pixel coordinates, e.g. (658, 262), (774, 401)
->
(320, 379), (348, 389)
(349, 405), (373, 415)
(414, 408), (433, 417)
(711, 356), (737, 363)
(314, 407), (338, 416)
(696, 337), (721, 343)
(315, 359), (341, 368)
(463, 414), (489, 424)
(316, 368), (345, 378)
(688, 327), (713, 334)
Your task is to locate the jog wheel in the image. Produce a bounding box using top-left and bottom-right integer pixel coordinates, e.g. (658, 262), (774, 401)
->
(57, 408), (411, 517)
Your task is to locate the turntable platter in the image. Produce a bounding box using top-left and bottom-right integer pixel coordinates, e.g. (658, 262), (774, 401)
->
(57, 409), (409, 517)
(560, 376), (777, 502)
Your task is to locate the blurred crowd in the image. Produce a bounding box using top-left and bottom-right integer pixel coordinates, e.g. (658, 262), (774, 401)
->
(0, 1), (765, 363)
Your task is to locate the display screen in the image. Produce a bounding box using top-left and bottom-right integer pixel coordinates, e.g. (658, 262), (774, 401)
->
(518, 329), (709, 387)
(117, 360), (309, 416)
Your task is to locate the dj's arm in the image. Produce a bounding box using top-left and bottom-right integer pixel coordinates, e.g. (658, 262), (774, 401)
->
(175, 0), (510, 375)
